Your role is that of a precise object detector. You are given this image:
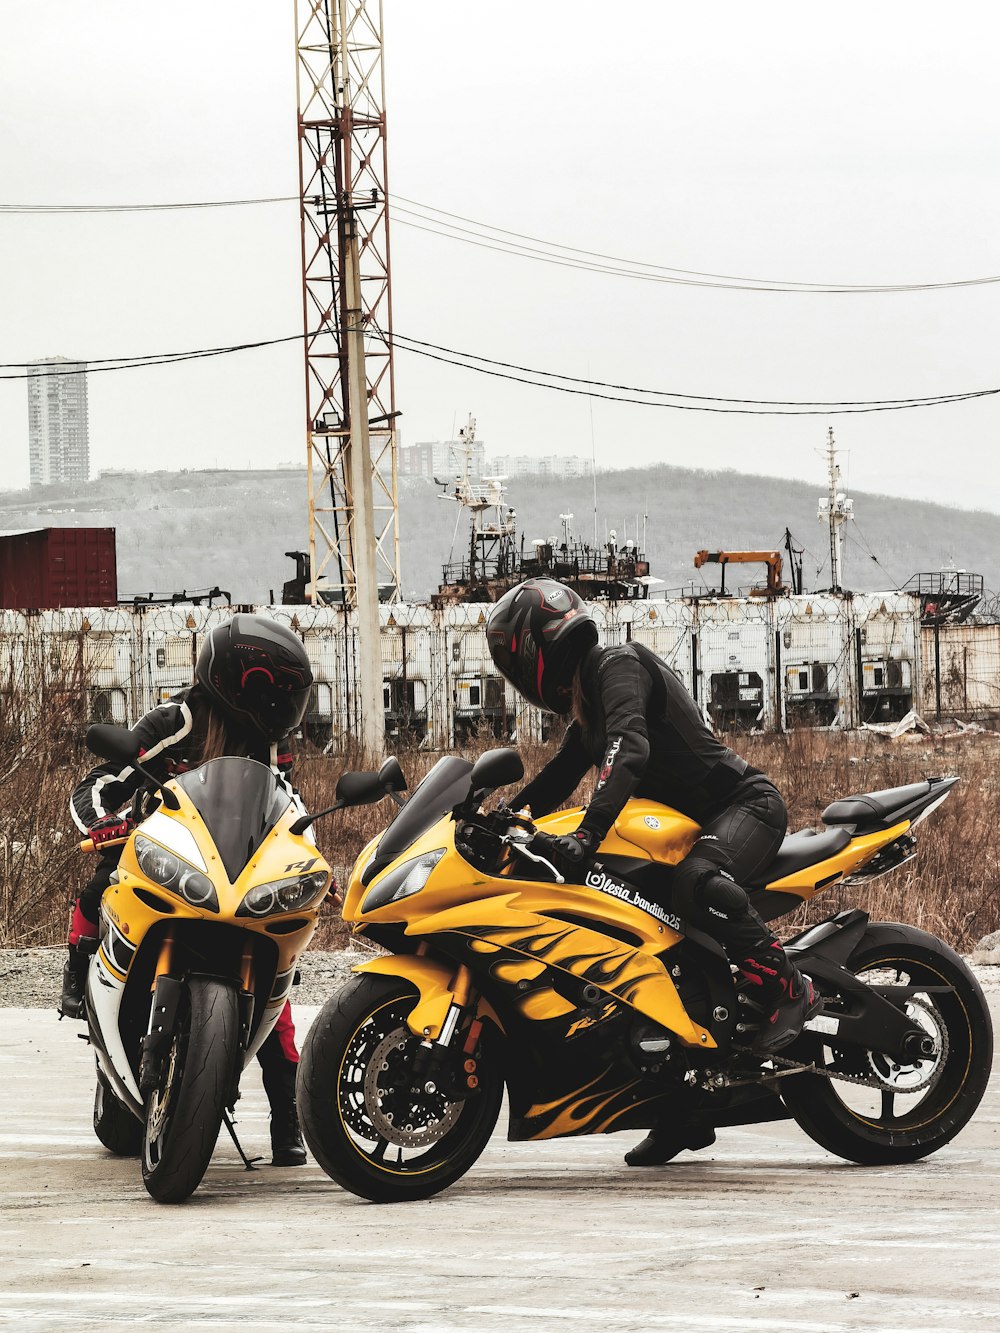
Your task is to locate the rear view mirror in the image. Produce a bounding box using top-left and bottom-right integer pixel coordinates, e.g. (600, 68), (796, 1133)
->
(86, 724), (141, 767)
(469, 748), (524, 793)
(85, 723), (180, 811)
(378, 756), (407, 794)
(335, 771), (388, 808)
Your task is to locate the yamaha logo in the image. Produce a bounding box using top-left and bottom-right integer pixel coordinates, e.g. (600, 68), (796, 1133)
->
(643, 815), (661, 829)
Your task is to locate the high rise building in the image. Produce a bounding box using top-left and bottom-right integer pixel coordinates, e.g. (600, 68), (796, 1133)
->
(399, 437), (485, 482)
(27, 358), (90, 487)
(488, 453), (592, 479)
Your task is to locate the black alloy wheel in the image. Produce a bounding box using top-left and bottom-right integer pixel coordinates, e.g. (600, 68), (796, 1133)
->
(298, 973), (504, 1203)
(780, 924), (992, 1164)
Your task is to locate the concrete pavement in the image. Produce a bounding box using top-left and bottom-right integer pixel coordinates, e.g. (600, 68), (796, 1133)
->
(2, 997), (999, 1333)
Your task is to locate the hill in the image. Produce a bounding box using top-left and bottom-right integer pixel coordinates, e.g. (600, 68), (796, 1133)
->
(0, 464), (996, 604)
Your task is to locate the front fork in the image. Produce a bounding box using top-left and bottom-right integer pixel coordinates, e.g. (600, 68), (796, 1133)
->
(408, 962), (483, 1099)
(137, 931), (254, 1101)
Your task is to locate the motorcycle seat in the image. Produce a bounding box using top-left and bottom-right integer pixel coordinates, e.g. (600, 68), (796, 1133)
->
(753, 826), (851, 884)
(821, 779), (950, 830)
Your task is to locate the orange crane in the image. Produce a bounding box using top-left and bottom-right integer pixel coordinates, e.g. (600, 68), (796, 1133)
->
(694, 549), (787, 597)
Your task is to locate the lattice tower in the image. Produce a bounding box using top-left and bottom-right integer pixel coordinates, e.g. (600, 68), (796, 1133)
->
(295, 0), (401, 607)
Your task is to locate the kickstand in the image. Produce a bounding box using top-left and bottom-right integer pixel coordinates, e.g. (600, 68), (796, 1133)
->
(222, 1110), (262, 1171)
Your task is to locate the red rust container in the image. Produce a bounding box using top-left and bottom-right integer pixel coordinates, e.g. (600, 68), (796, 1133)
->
(0, 527), (117, 608)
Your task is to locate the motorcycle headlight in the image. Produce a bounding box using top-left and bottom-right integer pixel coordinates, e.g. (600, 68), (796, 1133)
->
(134, 834), (219, 912)
(237, 869), (330, 919)
(362, 848), (445, 914)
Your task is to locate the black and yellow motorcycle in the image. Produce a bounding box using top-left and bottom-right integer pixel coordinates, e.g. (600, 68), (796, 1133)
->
(298, 748), (992, 1202)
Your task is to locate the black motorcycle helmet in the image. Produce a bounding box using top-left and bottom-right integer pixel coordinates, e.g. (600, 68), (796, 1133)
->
(486, 578), (599, 714)
(195, 615), (313, 742)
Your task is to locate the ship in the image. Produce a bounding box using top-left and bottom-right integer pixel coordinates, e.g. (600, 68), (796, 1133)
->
(429, 417), (654, 608)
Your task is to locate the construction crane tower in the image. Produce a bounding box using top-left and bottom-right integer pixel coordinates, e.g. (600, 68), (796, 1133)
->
(295, 0), (401, 753)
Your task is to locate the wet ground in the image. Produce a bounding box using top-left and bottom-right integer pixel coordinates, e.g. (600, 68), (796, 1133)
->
(2, 987), (999, 1333)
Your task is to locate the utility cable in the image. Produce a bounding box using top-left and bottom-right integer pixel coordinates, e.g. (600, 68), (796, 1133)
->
(0, 197), (297, 213)
(0, 334), (307, 380)
(387, 334), (998, 416)
(5, 191), (1000, 294)
(388, 333), (991, 408)
(390, 205), (1000, 294)
(3, 328), (999, 416)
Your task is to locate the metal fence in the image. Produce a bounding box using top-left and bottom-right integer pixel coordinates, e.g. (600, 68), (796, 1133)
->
(2, 591), (963, 746)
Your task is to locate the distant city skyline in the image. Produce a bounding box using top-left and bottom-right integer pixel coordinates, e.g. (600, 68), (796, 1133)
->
(27, 358), (90, 487)
(2, 5), (999, 514)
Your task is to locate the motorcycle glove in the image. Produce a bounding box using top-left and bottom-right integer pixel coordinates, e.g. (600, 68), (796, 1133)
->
(88, 813), (135, 848)
(544, 828), (598, 880)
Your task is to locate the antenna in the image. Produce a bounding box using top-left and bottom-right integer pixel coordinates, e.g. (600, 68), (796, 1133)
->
(587, 386), (598, 547)
(816, 427), (854, 592)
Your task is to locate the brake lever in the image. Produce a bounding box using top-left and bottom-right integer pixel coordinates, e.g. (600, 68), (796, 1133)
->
(505, 838), (565, 885)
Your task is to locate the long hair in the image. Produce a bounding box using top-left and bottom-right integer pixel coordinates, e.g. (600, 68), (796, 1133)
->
(185, 684), (250, 764)
(571, 663), (591, 734)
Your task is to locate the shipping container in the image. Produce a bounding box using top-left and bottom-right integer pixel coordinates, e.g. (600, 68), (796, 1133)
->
(0, 527), (117, 609)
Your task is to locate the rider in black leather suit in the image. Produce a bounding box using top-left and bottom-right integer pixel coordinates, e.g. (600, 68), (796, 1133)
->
(487, 578), (818, 1166)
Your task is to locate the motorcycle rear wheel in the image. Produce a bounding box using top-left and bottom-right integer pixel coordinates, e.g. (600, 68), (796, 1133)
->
(781, 924), (992, 1164)
(298, 974), (504, 1203)
(141, 977), (241, 1203)
(93, 1065), (142, 1157)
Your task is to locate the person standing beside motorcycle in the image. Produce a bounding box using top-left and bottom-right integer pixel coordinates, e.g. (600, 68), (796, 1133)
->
(486, 578), (819, 1166)
(61, 614), (319, 1167)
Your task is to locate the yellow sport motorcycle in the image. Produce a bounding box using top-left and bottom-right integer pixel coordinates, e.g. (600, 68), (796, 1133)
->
(79, 724), (333, 1203)
(298, 748), (992, 1203)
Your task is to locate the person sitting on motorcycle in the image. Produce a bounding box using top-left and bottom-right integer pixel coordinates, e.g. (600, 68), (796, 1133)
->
(486, 578), (819, 1166)
(61, 614), (320, 1167)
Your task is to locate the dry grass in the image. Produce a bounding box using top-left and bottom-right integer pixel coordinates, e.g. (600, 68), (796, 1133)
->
(4, 688), (998, 952)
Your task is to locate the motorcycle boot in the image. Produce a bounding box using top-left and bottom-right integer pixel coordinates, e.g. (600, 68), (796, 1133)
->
(625, 1119), (716, 1167)
(262, 1060), (307, 1167)
(740, 942), (820, 1057)
(59, 943), (89, 1020)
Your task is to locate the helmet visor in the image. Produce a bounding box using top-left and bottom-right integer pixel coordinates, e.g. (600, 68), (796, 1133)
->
(238, 668), (311, 741)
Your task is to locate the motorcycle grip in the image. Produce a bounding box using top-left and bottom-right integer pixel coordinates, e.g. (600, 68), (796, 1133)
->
(79, 835), (129, 853)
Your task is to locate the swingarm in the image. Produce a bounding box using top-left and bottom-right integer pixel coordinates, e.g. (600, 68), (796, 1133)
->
(786, 909), (941, 1064)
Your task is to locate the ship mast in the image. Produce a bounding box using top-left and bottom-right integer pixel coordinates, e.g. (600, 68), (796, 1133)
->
(817, 427), (853, 592)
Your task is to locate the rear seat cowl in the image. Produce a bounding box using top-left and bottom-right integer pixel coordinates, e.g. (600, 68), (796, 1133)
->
(821, 779), (946, 830)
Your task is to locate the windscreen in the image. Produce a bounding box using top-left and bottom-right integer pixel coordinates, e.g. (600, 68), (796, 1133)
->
(362, 755), (474, 885)
(173, 757), (292, 882)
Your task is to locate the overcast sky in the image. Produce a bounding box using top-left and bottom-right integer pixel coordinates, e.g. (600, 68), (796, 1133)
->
(1, 1), (998, 517)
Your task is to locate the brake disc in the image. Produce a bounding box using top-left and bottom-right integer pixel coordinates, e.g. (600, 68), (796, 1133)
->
(362, 1026), (462, 1148)
(146, 1038), (179, 1140)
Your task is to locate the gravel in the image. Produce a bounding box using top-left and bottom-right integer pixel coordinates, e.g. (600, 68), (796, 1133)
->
(3, 940), (998, 1010)
(0, 946), (374, 1010)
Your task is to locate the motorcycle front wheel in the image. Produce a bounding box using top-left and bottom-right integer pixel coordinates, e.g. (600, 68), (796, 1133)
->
(781, 923), (993, 1164)
(141, 977), (241, 1203)
(298, 973), (504, 1203)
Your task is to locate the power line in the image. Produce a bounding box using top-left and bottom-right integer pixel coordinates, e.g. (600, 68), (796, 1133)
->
(0, 334), (306, 380)
(388, 333), (994, 408)
(389, 337), (996, 415)
(3, 330), (998, 416)
(0, 197), (296, 214)
(390, 196), (1000, 294)
(5, 191), (1000, 293)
